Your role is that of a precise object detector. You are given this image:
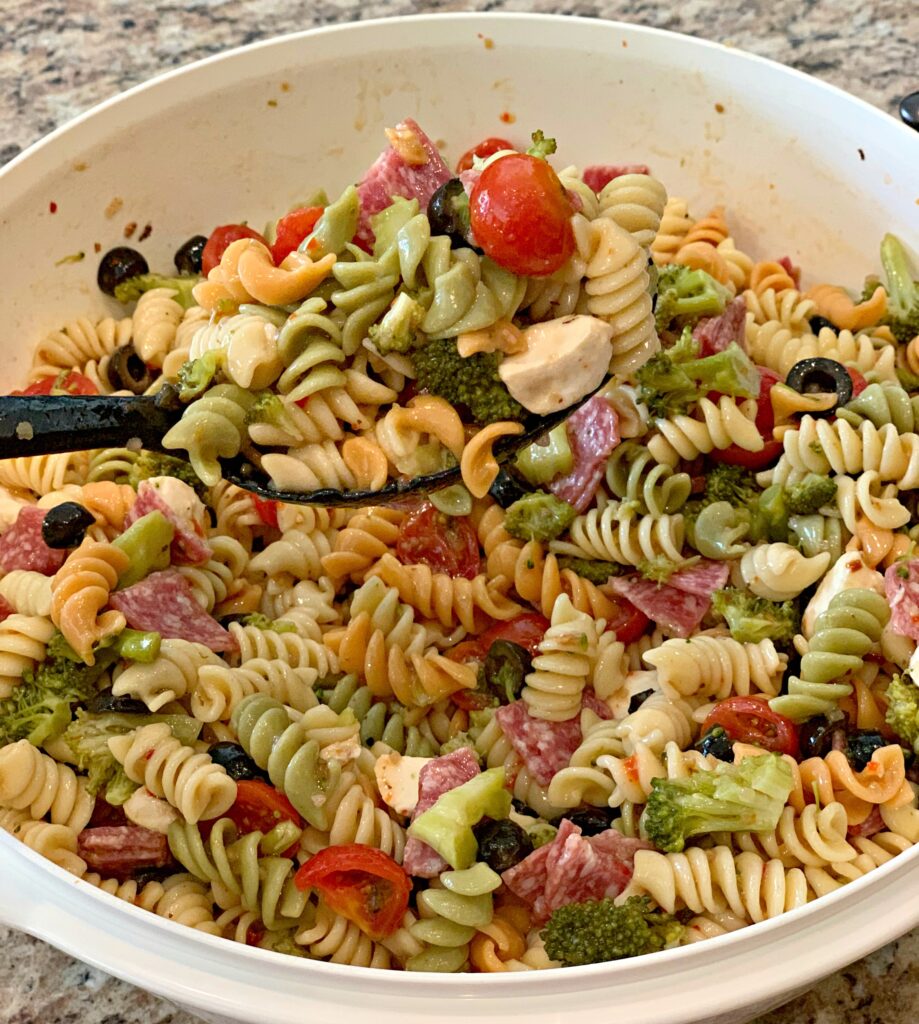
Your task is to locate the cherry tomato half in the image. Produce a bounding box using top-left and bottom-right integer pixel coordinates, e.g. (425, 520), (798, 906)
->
(270, 206), (324, 265)
(14, 371), (98, 396)
(702, 696), (800, 756)
(479, 612), (550, 656)
(469, 154), (575, 277)
(294, 844), (411, 940)
(221, 780), (301, 849)
(602, 596), (650, 645)
(251, 494), (279, 529)
(710, 366), (783, 471)
(455, 136), (515, 174)
(396, 503), (482, 580)
(201, 224), (269, 275)
(845, 366), (868, 398)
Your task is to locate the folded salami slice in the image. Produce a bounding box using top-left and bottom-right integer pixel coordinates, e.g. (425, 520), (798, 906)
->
(127, 479), (212, 567)
(355, 118), (453, 251)
(402, 748), (480, 878)
(666, 559), (730, 598)
(608, 575), (710, 638)
(693, 296), (747, 356)
(886, 561), (919, 642)
(582, 164), (651, 193)
(0, 507), (67, 575)
(502, 819), (649, 923)
(109, 570), (236, 652)
(77, 825), (171, 879)
(548, 398), (621, 513)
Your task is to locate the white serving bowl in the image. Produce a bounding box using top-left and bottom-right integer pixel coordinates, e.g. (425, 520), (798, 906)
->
(1, 13), (918, 1024)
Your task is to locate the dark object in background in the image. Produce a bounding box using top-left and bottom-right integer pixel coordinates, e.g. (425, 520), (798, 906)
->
(174, 235), (208, 275)
(98, 247), (149, 295)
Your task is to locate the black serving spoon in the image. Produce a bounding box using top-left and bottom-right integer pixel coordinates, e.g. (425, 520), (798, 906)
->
(0, 380), (604, 507)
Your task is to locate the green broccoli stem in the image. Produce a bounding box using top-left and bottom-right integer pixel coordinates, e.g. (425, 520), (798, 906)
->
(515, 424), (573, 485)
(112, 629), (162, 663)
(112, 511), (175, 588)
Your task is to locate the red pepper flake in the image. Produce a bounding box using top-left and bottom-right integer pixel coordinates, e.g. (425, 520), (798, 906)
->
(624, 755), (640, 783)
(138, 223), (152, 242)
(499, 111), (516, 124)
(93, 241), (102, 253)
(49, 201), (58, 214)
(124, 221), (137, 239)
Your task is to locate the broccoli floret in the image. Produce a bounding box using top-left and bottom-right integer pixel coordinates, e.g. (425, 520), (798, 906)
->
(785, 474), (837, 515)
(556, 556), (621, 585)
(0, 635), (114, 746)
(704, 464), (760, 507)
(712, 588), (800, 644)
(368, 292), (426, 353)
(245, 391), (287, 427)
(526, 130), (558, 160)
(653, 264), (732, 333)
(542, 896), (684, 966)
(128, 450), (206, 497)
(63, 710), (202, 804)
(515, 424), (573, 486)
(504, 492), (577, 542)
(885, 673), (919, 754)
(637, 555), (694, 584)
(412, 338), (525, 424)
(879, 234), (919, 344)
(637, 337), (759, 420)
(236, 613), (296, 633)
(114, 274), (200, 309)
(642, 753), (794, 853)
(177, 351), (222, 401)
(748, 483), (790, 543)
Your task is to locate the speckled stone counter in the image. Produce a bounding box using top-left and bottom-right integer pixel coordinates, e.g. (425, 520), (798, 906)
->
(1, 2), (918, 1022)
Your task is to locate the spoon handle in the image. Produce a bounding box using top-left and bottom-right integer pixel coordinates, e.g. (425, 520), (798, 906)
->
(0, 395), (179, 459)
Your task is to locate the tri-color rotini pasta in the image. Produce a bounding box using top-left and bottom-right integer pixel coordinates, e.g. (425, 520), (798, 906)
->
(1, 120), (918, 975)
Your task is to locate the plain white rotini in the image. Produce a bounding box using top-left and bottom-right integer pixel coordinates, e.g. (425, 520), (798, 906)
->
(227, 621), (337, 676)
(0, 739), (94, 831)
(0, 570), (53, 617)
(0, 613), (56, 697)
(648, 397), (763, 466)
(108, 722), (237, 823)
(594, 740), (717, 807)
(739, 544), (832, 601)
(191, 659), (319, 722)
(597, 173), (668, 250)
(111, 639), (223, 712)
(643, 634), (787, 701)
(719, 802), (857, 868)
(177, 536), (251, 612)
(549, 505), (684, 566)
(247, 526), (336, 580)
(132, 288), (186, 368)
(0, 453), (85, 496)
(832, 473), (911, 531)
(29, 316), (133, 380)
(743, 288), (816, 328)
(0, 811), (86, 875)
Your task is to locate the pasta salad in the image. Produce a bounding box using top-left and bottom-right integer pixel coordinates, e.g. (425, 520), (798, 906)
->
(1, 119), (919, 971)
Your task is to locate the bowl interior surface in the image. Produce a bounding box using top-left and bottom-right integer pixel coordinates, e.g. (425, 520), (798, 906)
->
(1, 12), (919, 1024)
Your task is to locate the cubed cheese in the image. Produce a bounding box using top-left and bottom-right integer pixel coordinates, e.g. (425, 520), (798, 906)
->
(498, 315), (613, 415)
(374, 752), (432, 816)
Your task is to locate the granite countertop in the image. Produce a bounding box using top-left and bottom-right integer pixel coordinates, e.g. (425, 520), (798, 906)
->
(1, 2), (918, 1022)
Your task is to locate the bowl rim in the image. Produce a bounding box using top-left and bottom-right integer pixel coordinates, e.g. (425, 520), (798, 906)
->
(2, 6), (918, 1000)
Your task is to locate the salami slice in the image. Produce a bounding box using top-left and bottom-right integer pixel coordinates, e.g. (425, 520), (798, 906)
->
(127, 479), (212, 567)
(109, 570), (236, 652)
(847, 805), (884, 839)
(402, 748), (480, 878)
(608, 575), (711, 638)
(503, 820), (648, 923)
(548, 398), (621, 513)
(0, 507), (67, 575)
(582, 164), (651, 193)
(886, 561), (919, 641)
(693, 297), (747, 356)
(355, 118), (452, 251)
(666, 559), (730, 597)
(77, 825), (171, 879)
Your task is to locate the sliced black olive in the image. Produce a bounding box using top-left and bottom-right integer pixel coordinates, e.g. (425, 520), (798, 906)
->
(208, 741), (267, 781)
(845, 730), (888, 771)
(427, 178), (471, 248)
(552, 808), (618, 836)
(86, 689), (150, 715)
(107, 344), (154, 394)
(807, 315), (837, 334)
(481, 640), (532, 704)
(695, 726), (734, 762)
(41, 502), (96, 549)
(488, 468), (529, 509)
(473, 818), (533, 872)
(786, 357), (852, 409)
(798, 714), (847, 759)
(174, 234), (207, 275)
(97, 247), (149, 296)
(153, 381), (184, 412)
(628, 688), (655, 714)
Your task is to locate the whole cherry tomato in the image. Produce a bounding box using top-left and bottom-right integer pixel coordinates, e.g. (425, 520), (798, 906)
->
(469, 154), (575, 276)
(201, 224), (269, 275)
(702, 696), (800, 756)
(396, 503), (481, 579)
(270, 206), (324, 264)
(455, 136), (515, 173)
